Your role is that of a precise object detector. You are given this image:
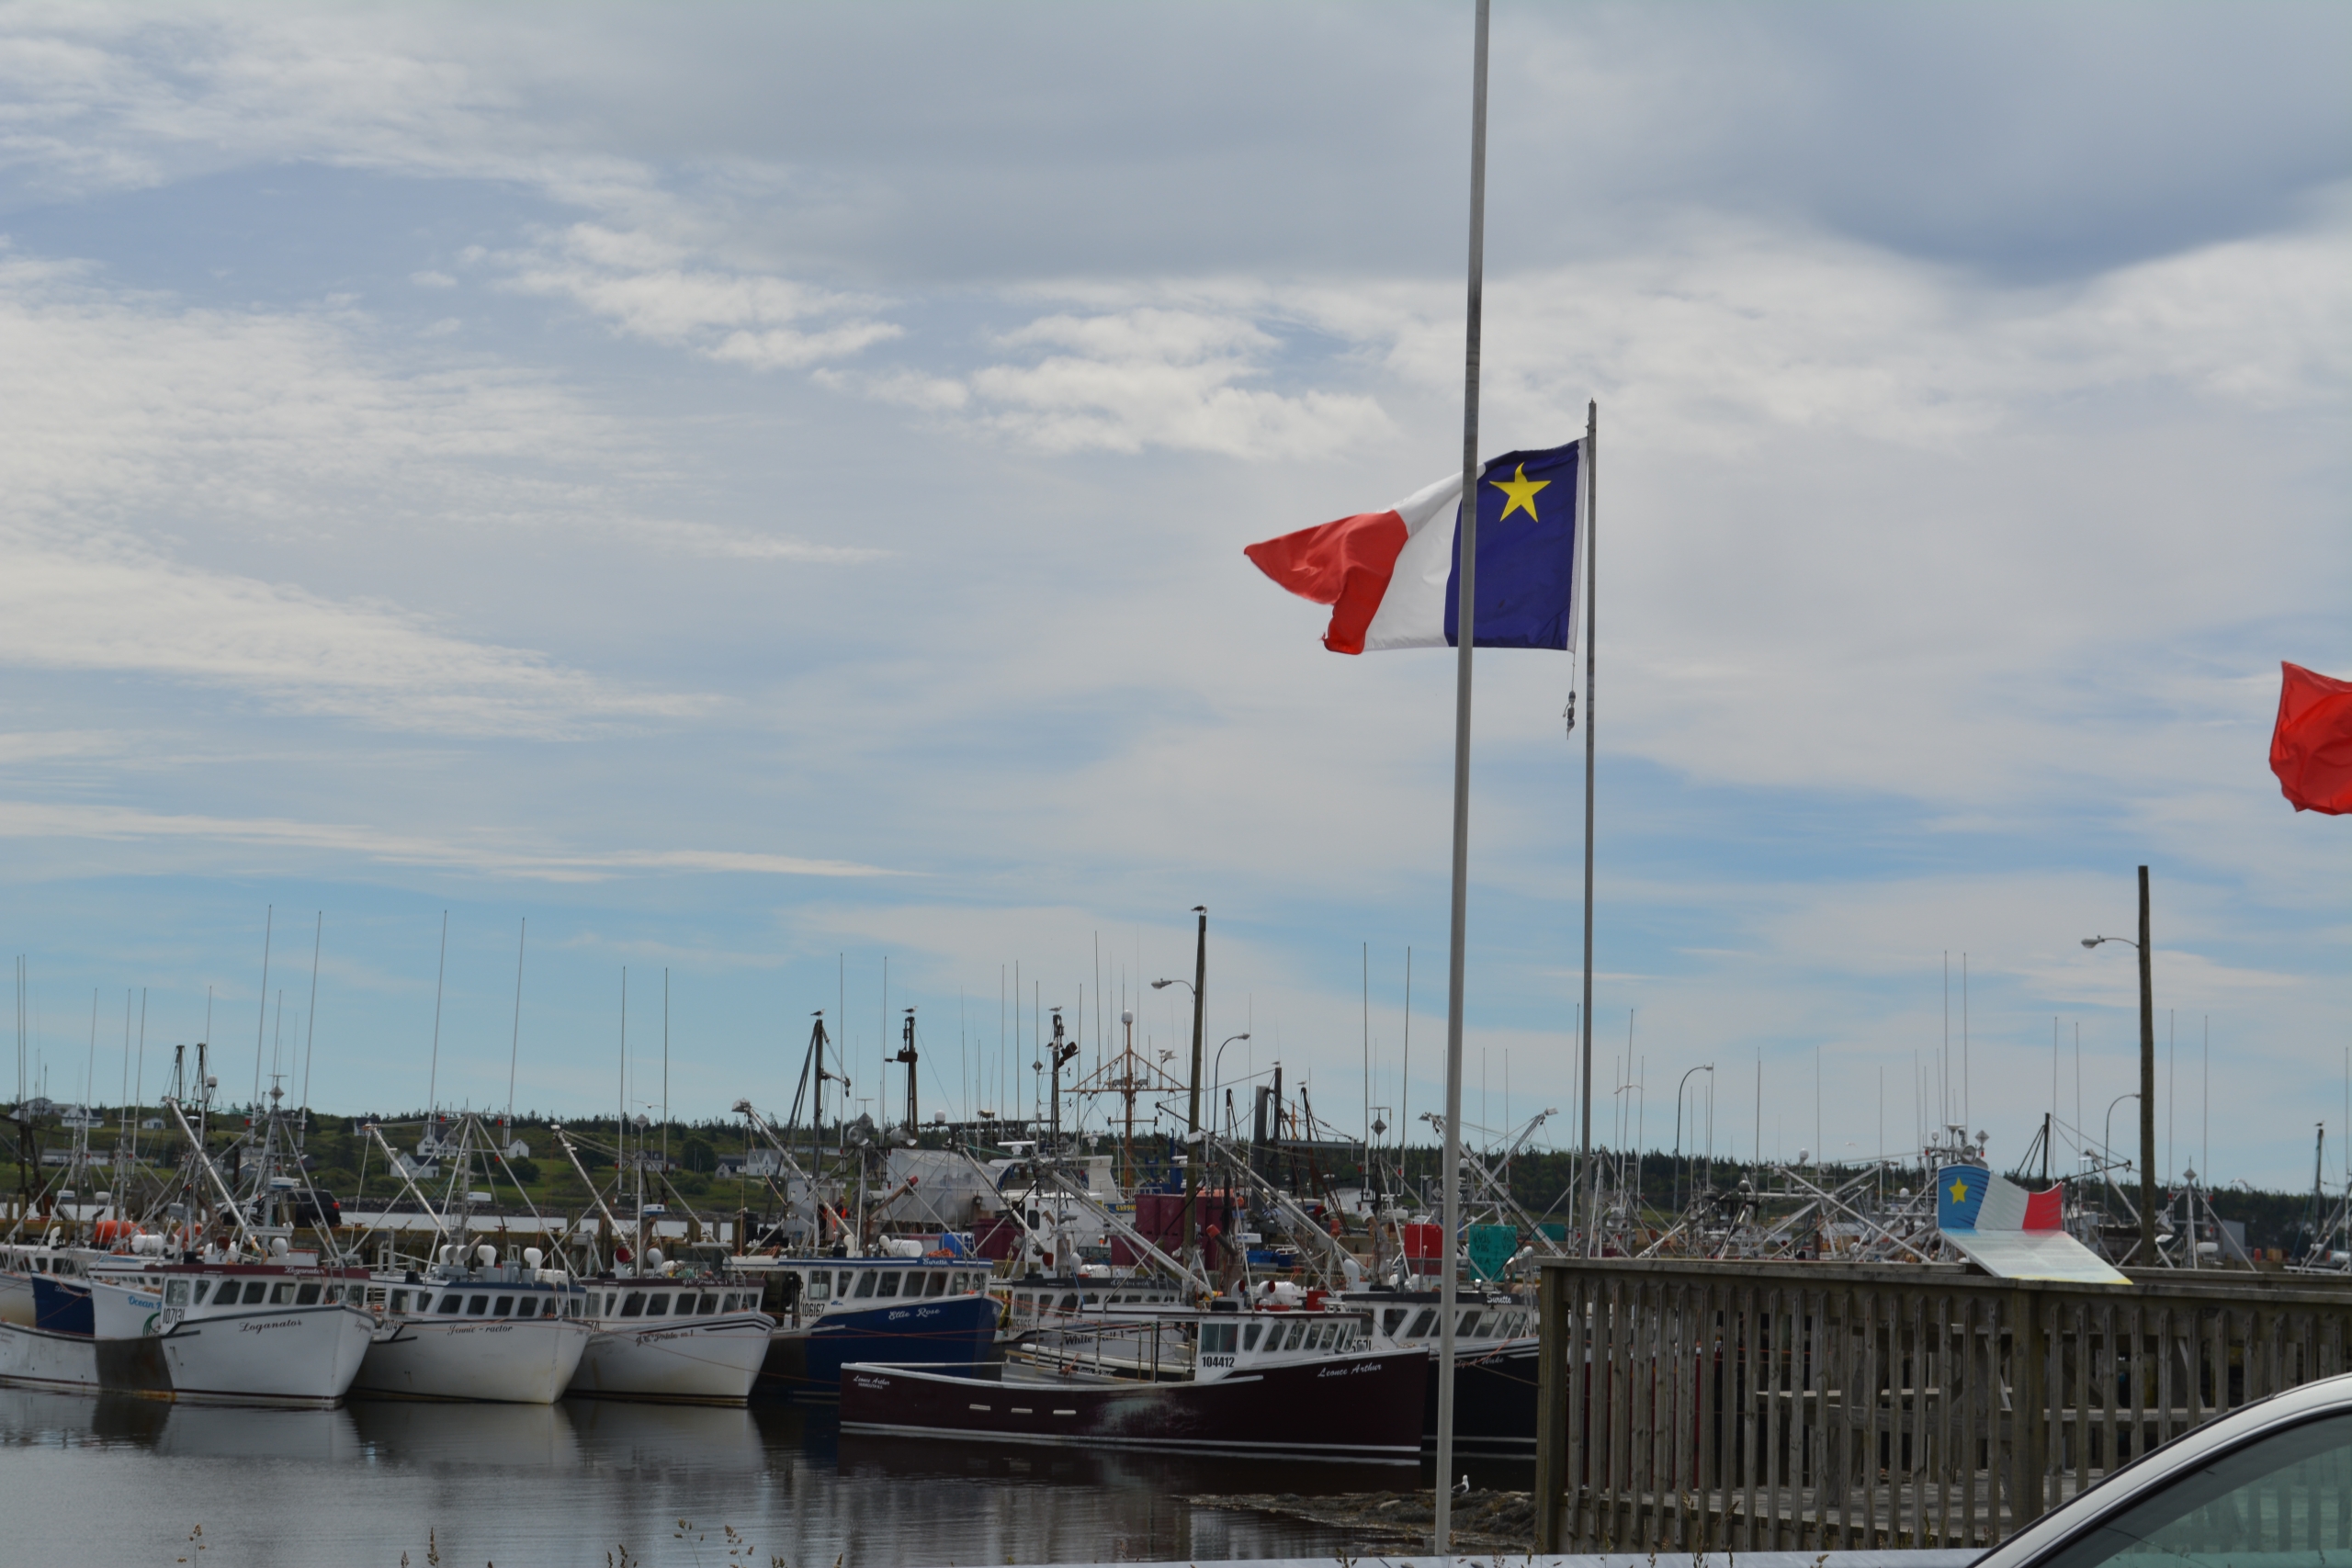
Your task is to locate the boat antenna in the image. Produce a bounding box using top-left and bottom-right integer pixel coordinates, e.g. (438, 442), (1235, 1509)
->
(425, 910), (448, 1123)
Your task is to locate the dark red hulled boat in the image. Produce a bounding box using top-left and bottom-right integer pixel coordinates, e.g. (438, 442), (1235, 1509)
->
(840, 1306), (1428, 1460)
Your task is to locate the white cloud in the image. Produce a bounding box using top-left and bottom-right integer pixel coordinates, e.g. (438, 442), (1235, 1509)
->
(502, 223), (899, 370)
(853, 304), (1395, 459)
(0, 532), (699, 736)
(0, 243), (883, 731)
(0, 799), (900, 881)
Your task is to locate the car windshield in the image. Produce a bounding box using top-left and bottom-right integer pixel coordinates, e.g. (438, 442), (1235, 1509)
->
(2035, 1412), (2352, 1568)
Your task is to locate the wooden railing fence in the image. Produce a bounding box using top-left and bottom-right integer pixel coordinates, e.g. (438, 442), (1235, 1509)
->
(1532, 1258), (2352, 1552)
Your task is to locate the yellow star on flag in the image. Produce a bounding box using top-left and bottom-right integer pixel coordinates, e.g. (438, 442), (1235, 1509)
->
(1948, 1176), (1970, 1205)
(1488, 462), (1550, 521)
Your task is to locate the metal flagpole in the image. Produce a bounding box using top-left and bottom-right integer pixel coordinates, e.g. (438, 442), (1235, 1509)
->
(1580, 400), (1598, 1253)
(1435, 0), (1489, 1551)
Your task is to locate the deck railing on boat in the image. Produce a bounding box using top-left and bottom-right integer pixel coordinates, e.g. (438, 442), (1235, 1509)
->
(1530, 1257), (2352, 1553)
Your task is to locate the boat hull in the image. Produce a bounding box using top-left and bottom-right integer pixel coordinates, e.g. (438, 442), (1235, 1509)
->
(839, 1347), (1429, 1459)
(153, 1303), (376, 1407)
(756, 1293), (998, 1402)
(354, 1316), (593, 1404)
(1427, 1340), (1539, 1452)
(0, 1319), (175, 1396)
(570, 1313), (772, 1404)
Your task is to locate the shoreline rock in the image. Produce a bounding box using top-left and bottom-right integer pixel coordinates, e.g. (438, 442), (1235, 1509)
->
(1186, 1489), (1536, 1553)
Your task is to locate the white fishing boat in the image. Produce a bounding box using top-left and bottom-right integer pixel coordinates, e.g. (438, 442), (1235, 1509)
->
(353, 1246), (591, 1404)
(568, 1269), (773, 1404)
(345, 1116), (598, 1404)
(547, 1122), (774, 1404)
(87, 1250), (374, 1406)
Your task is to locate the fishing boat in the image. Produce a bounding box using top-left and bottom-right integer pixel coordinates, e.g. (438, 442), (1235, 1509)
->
(735, 1253), (999, 1400)
(85, 1248), (374, 1406)
(568, 1266), (774, 1404)
(1344, 1283), (1539, 1453)
(353, 1245), (591, 1404)
(840, 1301), (1427, 1458)
(346, 1114), (596, 1404)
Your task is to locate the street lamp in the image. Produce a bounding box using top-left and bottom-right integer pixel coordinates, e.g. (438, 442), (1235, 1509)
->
(1211, 1033), (1250, 1103)
(2083, 863), (2158, 1267)
(1673, 1065), (1713, 1219)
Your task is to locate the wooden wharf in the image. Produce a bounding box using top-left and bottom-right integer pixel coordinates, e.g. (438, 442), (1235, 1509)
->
(1531, 1258), (2352, 1553)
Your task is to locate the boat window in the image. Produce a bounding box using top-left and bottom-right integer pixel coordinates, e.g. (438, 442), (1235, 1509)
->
(1060, 1292), (1080, 1311)
(852, 1271), (878, 1299)
(1276, 1320), (1302, 1351)
(567, 1298), (582, 1317)
(1316, 1323), (1336, 1349)
(384, 1291), (403, 1313)
(266, 1282), (291, 1304)
(876, 1271), (902, 1297)
(681, 1293), (704, 1314)
(643, 1292), (670, 1314)
(493, 1295), (514, 1315)
(1460, 1312), (1483, 1337)
(1242, 1323), (1263, 1349)
(1382, 1308), (1407, 1335)
(191, 1280), (210, 1304)
(438, 1293), (464, 1314)
(295, 1283), (322, 1306)
(1408, 1309), (1436, 1337)
(924, 1271), (948, 1298)
(1201, 1322), (1237, 1354)
(808, 1271), (831, 1299)
(238, 1280), (266, 1305)
(619, 1292), (644, 1318)
(165, 1280), (189, 1306)
(468, 1295), (490, 1315)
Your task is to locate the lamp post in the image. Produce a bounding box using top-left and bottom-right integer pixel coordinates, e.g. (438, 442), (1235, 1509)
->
(1154, 906), (1209, 1273)
(2084, 863), (2158, 1265)
(1211, 1033), (1250, 1108)
(1673, 1064), (1713, 1219)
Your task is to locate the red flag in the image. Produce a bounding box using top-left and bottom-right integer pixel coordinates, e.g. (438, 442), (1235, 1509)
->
(2269, 661), (2352, 815)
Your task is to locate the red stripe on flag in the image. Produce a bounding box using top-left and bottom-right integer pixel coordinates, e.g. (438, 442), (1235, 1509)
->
(2022, 1186), (2064, 1231)
(1242, 511), (1409, 656)
(2271, 661), (2352, 815)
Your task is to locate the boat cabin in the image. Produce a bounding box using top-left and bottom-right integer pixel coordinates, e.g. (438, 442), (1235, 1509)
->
(1347, 1288), (1535, 1348)
(738, 1258), (992, 1325)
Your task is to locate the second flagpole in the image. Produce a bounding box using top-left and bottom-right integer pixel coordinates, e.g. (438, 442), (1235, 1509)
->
(1434, 0), (1489, 1551)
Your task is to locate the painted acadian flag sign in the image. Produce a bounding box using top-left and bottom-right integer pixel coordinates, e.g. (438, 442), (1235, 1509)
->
(1936, 1164), (2130, 1285)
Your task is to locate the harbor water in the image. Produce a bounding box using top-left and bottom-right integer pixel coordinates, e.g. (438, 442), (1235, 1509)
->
(0, 1387), (1529, 1566)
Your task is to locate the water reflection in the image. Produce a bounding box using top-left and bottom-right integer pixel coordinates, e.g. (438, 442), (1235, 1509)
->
(0, 1386), (1417, 1566)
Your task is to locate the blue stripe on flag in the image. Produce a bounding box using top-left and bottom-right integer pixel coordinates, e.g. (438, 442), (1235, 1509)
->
(1445, 439), (1581, 649)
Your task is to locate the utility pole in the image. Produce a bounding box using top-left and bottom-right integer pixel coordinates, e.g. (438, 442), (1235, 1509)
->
(2138, 865), (2157, 1264)
(1182, 907), (1207, 1268)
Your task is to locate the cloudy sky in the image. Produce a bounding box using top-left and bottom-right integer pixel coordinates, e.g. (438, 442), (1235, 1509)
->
(0, 2), (2344, 1189)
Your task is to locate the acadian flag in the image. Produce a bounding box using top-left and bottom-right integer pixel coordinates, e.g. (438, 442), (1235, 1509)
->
(1935, 1164), (2129, 1285)
(1243, 440), (1581, 654)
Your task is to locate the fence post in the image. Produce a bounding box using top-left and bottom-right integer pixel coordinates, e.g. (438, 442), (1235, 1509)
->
(2011, 1284), (2047, 1529)
(1536, 1262), (1567, 1551)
